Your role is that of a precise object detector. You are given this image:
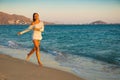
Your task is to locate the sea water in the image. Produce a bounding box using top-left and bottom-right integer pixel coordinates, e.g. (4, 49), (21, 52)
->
(0, 24), (120, 80)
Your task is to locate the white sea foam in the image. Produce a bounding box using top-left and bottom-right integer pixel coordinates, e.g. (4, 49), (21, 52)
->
(60, 54), (120, 80)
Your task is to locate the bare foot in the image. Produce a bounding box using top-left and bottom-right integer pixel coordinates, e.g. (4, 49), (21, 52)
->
(39, 64), (43, 67)
(38, 61), (43, 67)
(26, 55), (30, 61)
(26, 57), (29, 61)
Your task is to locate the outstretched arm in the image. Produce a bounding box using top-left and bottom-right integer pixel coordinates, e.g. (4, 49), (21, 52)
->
(18, 23), (34, 35)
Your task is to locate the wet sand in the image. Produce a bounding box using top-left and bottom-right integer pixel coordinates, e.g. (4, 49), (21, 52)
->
(0, 54), (84, 80)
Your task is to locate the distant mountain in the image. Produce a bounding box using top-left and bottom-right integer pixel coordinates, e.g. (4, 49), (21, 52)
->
(0, 12), (54, 25)
(0, 12), (31, 25)
(90, 20), (107, 24)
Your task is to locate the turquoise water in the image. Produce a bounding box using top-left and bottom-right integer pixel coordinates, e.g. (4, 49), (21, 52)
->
(0, 24), (120, 64)
(0, 24), (120, 80)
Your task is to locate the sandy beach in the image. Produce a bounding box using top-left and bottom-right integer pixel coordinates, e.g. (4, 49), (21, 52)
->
(0, 54), (84, 80)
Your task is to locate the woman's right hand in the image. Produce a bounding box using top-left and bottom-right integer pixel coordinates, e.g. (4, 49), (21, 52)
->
(17, 32), (21, 35)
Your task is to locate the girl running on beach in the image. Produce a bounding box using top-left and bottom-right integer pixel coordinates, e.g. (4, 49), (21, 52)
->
(17, 13), (44, 66)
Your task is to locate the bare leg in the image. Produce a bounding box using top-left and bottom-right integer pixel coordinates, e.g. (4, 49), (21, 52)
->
(36, 47), (43, 66)
(26, 47), (36, 61)
(33, 40), (43, 66)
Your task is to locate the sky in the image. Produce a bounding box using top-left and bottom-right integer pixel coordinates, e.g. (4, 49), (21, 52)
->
(0, 0), (120, 24)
